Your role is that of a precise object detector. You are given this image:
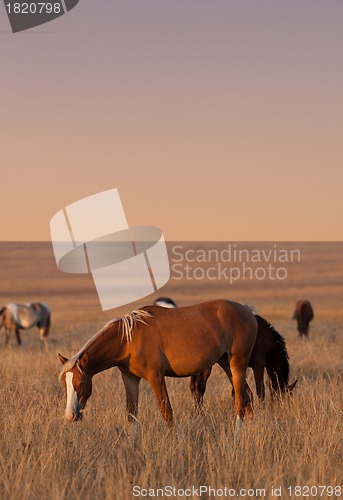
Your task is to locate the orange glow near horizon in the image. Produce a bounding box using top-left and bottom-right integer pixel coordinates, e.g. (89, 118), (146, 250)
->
(1, 1), (342, 241)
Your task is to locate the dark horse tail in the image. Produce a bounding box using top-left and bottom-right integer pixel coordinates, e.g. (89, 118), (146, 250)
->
(255, 314), (290, 394)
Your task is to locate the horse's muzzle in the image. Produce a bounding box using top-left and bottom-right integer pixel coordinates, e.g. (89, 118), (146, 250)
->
(66, 410), (83, 422)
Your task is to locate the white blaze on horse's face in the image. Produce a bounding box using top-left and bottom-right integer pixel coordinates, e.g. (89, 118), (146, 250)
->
(65, 372), (81, 422)
(59, 352), (92, 422)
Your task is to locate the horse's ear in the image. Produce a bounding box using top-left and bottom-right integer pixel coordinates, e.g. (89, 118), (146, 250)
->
(79, 351), (89, 370)
(288, 380), (297, 392)
(58, 353), (68, 365)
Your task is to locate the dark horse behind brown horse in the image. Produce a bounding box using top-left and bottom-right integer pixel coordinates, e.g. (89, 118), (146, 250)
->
(190, 314), (297, 405)
(293, 300), (314, 339)
(59, 300), (257, 432)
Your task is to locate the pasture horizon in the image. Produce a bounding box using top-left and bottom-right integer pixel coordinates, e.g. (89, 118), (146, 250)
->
(1, 241), (342, 319)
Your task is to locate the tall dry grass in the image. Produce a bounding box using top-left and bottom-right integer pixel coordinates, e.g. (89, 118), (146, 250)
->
(1, 243), (343, 499)
(0, 318), (342, 500)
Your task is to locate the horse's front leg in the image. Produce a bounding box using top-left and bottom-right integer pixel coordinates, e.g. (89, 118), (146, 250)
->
(120, 371), (141, 424)
(148, 373), (173, 430)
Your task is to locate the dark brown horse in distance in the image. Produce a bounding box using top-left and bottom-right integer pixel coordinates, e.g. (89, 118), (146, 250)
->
(59, 300), (257, 432)
(293, 300), (314, 339)
(190, 314), (297, 405)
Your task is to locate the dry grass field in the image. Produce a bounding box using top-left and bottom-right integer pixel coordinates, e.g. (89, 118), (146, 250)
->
(0, 242), (342, 499)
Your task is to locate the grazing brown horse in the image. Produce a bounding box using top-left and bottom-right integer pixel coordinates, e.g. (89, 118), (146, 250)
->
(59, 300), (257, 431)
(293, 300), (314, 339)
(0, 303), (50, 349)
(190, 314), (297, 405)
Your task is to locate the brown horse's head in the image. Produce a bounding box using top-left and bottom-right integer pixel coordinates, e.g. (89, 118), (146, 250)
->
(58, 352), (92, 422)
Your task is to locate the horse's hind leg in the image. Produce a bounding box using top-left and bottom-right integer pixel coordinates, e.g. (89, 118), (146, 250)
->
(39, 328), (49, 351)
(224, 355), (253, 432)
(15, 328), (22, 346)
(37, 318), (49, 350)
(217, 354), (234, 386)
(232, 369), (252, 431)
(148, 373), (173, 429)
(190, 368), (212, 407)
(217, 356), (238, 403)
(121, 372), (141, 424)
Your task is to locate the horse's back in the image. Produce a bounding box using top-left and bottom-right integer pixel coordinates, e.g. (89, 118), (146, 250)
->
(131, 300), (257, 376)
(144, 299), (256, 337)
(5, 302), (50, 329)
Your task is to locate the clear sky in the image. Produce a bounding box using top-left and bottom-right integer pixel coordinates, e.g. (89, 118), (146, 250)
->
(0, 0), (342, 240)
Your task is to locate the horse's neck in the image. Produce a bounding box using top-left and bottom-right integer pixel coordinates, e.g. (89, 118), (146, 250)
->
(85, 323), (128, 376)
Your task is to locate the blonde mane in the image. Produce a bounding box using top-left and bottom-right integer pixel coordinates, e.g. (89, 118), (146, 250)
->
(59, 309), (153, 380)
(119, 309), (152, 344)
